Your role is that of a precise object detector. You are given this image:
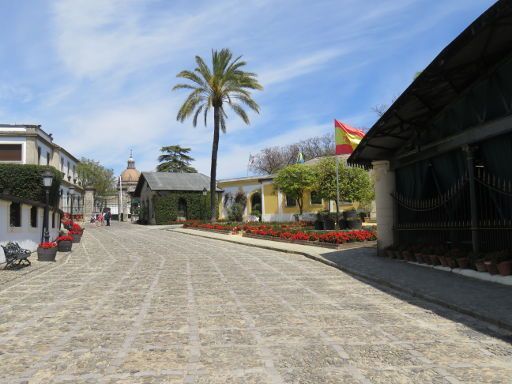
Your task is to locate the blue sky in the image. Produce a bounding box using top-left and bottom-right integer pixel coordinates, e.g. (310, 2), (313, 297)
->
(0, 0), (495, 178)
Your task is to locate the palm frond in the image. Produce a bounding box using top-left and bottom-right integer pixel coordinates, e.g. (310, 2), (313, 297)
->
(229, 103), (250, 124)
(192, 104), (204, 127)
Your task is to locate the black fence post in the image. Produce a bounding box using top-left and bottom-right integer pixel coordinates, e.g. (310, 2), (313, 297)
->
(464, 145), (479, 253)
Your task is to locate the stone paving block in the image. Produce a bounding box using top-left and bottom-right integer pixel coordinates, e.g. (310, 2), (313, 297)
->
(1, 224), (511, 383)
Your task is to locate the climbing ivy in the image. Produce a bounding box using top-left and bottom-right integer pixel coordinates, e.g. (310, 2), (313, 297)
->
(153, 191), (218, 224)
(0, 164), (62, 206)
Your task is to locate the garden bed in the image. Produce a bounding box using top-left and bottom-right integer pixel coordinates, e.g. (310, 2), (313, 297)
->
(183, 222), (377, 247)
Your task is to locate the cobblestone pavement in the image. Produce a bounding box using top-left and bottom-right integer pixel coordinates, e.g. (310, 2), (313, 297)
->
(1, 224), (511, 383)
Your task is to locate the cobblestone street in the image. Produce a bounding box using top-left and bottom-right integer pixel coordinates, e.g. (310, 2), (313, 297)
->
(1, 224), (511, 383)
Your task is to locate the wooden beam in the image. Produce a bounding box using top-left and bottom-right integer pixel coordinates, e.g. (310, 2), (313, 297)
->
(391, 114), (512, 170)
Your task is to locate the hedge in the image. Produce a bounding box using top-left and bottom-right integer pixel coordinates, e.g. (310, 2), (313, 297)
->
(154, 191), (218, 224)
(0, 164), (62, 207)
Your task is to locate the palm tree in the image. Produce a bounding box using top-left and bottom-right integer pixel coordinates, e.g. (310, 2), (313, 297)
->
(173, 49), (263, 221)
(157, 145), (197, 173)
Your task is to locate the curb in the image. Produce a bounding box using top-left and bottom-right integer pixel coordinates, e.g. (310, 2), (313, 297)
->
(169, 228), (512, 332)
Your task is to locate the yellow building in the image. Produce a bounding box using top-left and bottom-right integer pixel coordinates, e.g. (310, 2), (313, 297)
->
(217, 175), (353, 222)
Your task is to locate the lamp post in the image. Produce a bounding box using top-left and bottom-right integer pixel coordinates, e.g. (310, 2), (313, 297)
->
(42, 170), (54, 243)
(202, 187), (207, 221)
(68, 186), (75, 224)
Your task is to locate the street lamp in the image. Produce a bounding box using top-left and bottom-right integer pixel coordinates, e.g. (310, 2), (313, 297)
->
(202, 188), (207, 221)
(68, 186), (75, 223)
(41, 170), (54, 243)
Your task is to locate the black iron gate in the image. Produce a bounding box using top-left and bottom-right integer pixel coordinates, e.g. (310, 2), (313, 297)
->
(393, 167), (512, 251)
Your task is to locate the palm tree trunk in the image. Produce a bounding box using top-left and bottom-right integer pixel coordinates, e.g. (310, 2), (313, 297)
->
(210, 106), (221, 221)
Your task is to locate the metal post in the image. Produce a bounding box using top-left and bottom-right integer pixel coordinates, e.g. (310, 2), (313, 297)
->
(43, 190), (50, 243)
(119, 176), (123, 222)
(70, 193), (74, 224)
(335, 155), (340, 229)
(464, 145), (479, 253)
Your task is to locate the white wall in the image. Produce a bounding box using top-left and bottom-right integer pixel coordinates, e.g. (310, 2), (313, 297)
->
(36, 139), (53, 166)
(0, 199), (60, 263)
(220, 184), (261, 220)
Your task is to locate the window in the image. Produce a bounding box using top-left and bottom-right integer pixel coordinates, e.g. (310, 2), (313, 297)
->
(310, 191), (322, 205)
(9, 202), (21, 227)
(47, 152), (50, 165)
(0, 144), (22, 161)
(52, 212), (55, 228)
(37, 147), (41, 165)
(61, 158), (64, 171)
(67, 161), (70, 175)
(30, 206), (38, 227)
(285, 194), (296, 207)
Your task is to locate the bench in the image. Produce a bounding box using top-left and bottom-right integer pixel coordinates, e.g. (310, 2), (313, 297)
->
(1, 242), (32, 269)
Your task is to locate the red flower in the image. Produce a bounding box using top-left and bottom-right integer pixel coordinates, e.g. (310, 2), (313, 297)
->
(39, 242), (57, 249)
(56, 235), (73, 242)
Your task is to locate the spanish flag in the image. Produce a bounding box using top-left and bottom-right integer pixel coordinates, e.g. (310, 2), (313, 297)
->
(335, 119), (365, 155)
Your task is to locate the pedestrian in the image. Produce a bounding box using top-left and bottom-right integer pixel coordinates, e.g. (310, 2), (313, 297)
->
(105, 210), (111, 226)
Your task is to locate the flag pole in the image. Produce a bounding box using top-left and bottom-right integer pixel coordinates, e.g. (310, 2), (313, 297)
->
(335, 154), (340, 229)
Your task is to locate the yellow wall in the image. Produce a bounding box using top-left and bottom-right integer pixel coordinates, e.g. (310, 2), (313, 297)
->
(218, 178), (354, 218)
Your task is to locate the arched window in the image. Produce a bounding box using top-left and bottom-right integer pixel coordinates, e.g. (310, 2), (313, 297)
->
(52, 212), (56, 228)
(10, 202), (21, 227)
(30, 206), (38, 227)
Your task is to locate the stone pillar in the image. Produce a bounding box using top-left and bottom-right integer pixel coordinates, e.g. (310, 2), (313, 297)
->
(372, 160), (395, 254)
(83, 187), (96, 221)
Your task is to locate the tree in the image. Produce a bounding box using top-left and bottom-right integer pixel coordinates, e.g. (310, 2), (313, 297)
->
(157, 145), (197, 173)
(314, 157), (374, 212)
(273, 164), (316, 215)
(173, 49), (262, 221)
(76, 158), (117, 204)
(249, 133), (335, 175)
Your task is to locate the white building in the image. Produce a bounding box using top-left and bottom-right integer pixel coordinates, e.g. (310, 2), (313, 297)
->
(1, 124), (83, 259)
(0, 124), (84, 217)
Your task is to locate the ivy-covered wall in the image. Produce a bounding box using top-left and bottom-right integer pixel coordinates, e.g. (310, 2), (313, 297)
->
(153, 191), (217, 224)
(0, 164), (62, 207)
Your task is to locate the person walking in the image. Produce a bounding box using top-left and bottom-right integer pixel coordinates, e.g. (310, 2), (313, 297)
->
(105, 210), (111, 226)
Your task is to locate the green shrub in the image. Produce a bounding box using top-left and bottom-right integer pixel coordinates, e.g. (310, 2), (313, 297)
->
(0, 164), (62, 207)
(228, 203), (244, 222)
(153, 191), (218, 224)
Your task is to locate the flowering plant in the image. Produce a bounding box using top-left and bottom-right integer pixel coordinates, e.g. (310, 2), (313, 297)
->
(68, 230), (82, 235)
(56, 235), (73, 242)
(39, 242), (57, 249)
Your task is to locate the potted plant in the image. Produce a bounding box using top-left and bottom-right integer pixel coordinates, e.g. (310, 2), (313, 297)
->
(68, 230), (82, 243)
(37, 242), (58, 262)
(484, 251), (506, 275)
(56, 235), (73, 252)
(497, 258), (512, 276)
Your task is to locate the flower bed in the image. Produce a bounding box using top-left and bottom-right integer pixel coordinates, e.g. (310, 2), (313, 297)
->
(183, 221), (376, 246)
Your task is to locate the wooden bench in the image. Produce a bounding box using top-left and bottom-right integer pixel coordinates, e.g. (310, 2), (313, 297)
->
(1, 242), (32, 269)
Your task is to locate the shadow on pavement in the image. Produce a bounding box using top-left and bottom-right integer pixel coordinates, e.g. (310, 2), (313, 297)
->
(319, 247), (512, 343)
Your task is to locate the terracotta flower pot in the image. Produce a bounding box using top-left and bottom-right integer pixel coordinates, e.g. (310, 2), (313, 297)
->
(475, 259), (487, 272)
(484, 261), (499, 275)
(58, 240), (73, 252)
(439, 256), (448, 267)
(37, 247), (57, 262)
(446, 257), (458, 269)
(456, 257), (470, 269)
(429, 255), (440, 265)
(497, 260), (512, 276)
